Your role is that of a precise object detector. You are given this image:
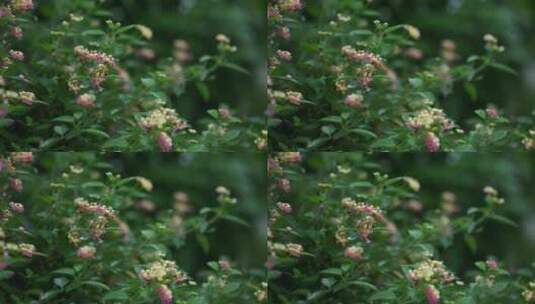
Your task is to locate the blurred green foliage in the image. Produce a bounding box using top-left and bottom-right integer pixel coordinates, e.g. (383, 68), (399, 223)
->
(103, 0), (267, 118)
(377, 0), (535, 124)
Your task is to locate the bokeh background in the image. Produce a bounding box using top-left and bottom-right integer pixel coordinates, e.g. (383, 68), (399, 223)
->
(35, 153), (267, 278)
(376, 0), (535, 127)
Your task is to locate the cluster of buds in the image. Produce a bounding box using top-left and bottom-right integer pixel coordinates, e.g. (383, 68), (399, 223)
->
(10, 0), (33, 12)
(424, 132), (441, 153)
(344, 246), (364, 262)
(74, 46), (116, 66)
(276, 202), (293, 214)
(156, 132), (173, 152)
(340, 46), (398, 91)
(521, 130), (535, 151)
(0, 90), (36, 106)
(341, 47), (384, 67)
(341, 198), (388, 242)
(441, 191), (459, 216)
(254, 282), (268, 302)
(483, 186), (505, 205)
(441, 39), (460, 63)
(271, 242), (303, 258)
(341, 198), (384, 219)
(523, 282), (535, 302)
(9, 50), (24, 61)
(11, 152), (33, 163)
(173, 39), (192, 63)
(408, 259), (455, 283)
(139, 259), (188, 284)
(277, 152), (301, 164)
(76, 93), (96, 108)
(254, 130), (268, 151)
(484, 34), (505, 53)
(424, 285), (440, 304)
(270, 89), (304, 106)
(276, 50), (292, 61)
(0, 241), (35, 257)
(344, 93), (364, 109)
(216, 186), (237, 205)
(139, 107), (188, 131)
(74, 197), (116, 219)
(215, 34), (237, 53)
(278, 0), (303, 12)
(76, 245), (96, 259)
(405, 108), (454, 132)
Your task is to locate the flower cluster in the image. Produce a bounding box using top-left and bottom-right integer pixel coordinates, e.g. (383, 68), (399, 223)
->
(408, 259), (455, 283)
(140, 259), (188, 284)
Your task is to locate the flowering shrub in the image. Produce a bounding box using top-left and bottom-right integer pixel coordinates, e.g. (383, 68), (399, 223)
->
(268, 152), (535, 303)
(0, 153), (265, 303)
(267, 0), (535, 151)
(0, 1), (264, 151)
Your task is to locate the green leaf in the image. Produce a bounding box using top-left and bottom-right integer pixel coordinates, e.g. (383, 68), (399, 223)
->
(195, 82), (210, 101)
(489, 214), (518, 227)
(81, 129), (110, 139)
(321, 277), (336, 288)
(221, 215), (250, 227)
(51, 268), (75, 277)
(81, 281), (110, 291)
(489, 63), (517, 76)
(370, 288), (396, 301)
(103, 289), (129, 301)
(320, 268), (343, 276)
(321, 125), (336, 137)
(220, 62), (250, 75)
(348, 281), (377, 291)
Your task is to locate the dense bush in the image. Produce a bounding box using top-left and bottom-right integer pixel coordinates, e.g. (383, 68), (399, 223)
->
(0, 152), (266, 303)
(268, 152), (535, 303)
(0, 0), (265, 151)
(267, 0), (535, 151)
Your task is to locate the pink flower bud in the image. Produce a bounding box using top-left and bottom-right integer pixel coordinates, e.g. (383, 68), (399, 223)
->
(218, 260), (231, 271)
(276, 27), (291, 40)
(218, 107), (230, 119)
(280, 0), (302, 12)
(12, 152), (33, 163)
(156, 132), (173, 152)
(486, 259), (498, 270)
(344, 246), (364, 261)
(424, 132), (440, 152)
(10, 178), (23, 192)
(10, 26), (23, 39)
(76, 246), (96, 259)
(155, 285), (173, 304)
(276, 50), (292, 61)
(424, 285), (440, 304)
(344, 93), (364, 109)
(9, 50), (24, 61)
(76, 94), (96, 108)
(9, 202), (24, 213)
(277, 202), (292, 214)
(486, 106), (498, 118)
(277, 178), (291, 193)
(11, 0), (34, 11)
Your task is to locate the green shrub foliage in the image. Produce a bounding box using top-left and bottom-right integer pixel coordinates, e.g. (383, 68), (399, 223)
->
(0, 0), (265, 151)
(267, 0), (535, 151)
(268, 152), (535, 303)
(0, 152), (266, 303)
